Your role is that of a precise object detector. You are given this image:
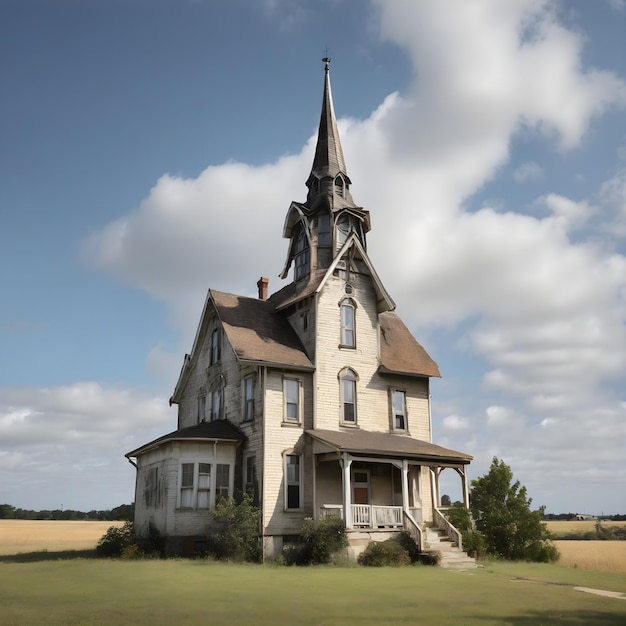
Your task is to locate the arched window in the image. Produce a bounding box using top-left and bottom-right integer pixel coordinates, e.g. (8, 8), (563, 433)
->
(339, 298), (356, 348)
(334, 175), (345, 198)
(339, 368), (358, 424)
(294, 227), (310, 280)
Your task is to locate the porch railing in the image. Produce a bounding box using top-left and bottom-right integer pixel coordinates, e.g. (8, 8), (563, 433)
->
(319, 505), (403, 529)
(433, 507), (463, 551)
(403, 511), (422, 551)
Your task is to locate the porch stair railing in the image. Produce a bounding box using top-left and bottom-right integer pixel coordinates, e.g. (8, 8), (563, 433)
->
(433, 507), (463, 551)
(403, 511), (422, 551)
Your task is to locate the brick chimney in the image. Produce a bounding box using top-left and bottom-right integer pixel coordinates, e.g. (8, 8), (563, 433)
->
(257, 276), (269, 300)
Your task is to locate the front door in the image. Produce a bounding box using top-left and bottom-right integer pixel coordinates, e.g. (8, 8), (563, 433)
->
(353, 469), (370, 504)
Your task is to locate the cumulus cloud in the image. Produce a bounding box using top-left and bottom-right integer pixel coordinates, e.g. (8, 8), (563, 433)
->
(78, 0), (626, 512)
(0, 383), (174, 509)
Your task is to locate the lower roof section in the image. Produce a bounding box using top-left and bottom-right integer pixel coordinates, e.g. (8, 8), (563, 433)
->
(306, 428), (472, 465)
(126, 420), (245, 458)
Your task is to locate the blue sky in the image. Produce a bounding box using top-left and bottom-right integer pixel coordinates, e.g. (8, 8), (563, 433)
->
(1, 0), (625, 515)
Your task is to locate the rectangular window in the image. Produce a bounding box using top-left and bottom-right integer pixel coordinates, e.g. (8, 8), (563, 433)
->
(243, 376), (255, 421)
(211, 388), (224, 420)
(180, 463), (194, 508)
(197, 463), (211, 509)
(245, 455), (256, 489)
(144, 467), (159, 508)
(285, 454), (301, 510)
(392, 390), (407, 430)
(340, 303), (355, 347)
(342, 378), (356, 423)
(210, 328), (222, 365)
(284, 378), (301, 423)
(197, 395), (206, 423)
(216, 464), (230, 500)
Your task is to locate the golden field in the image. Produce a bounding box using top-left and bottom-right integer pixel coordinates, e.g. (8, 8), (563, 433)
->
(0, 519), (124, 556)
(555, 540), (626, 574)
(545, 519), (626, 534)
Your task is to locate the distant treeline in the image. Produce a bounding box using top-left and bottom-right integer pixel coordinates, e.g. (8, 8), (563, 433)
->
(0, 503), (134, 521)
(543, 512), (626, 521)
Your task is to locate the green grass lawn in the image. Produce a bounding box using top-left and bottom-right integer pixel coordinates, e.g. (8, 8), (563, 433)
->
(1, 556), (625, 625)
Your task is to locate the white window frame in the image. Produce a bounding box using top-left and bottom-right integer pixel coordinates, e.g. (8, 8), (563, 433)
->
(339, 368), (358, 425)
(284, 453), (302, 511)
(390, 389), (407, 431)
(283, 377), (302, 424)
(339, 298), (356, 348)
(177, 461), (234, 510)
(215, 463), (231, 500)
(243, 376), (255, 421)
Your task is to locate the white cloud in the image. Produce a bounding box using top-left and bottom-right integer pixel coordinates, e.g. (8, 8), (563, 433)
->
(442, 414), (469, 431)
(0, 383), (175, 509)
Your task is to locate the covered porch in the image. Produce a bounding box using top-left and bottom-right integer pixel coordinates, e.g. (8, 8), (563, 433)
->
(306, 428), (472, 551)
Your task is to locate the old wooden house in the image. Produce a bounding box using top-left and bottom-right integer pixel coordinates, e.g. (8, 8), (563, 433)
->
(126, 60), (473, 560)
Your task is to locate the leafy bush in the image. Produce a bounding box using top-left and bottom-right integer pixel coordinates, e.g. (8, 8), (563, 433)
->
(358, 539), (410, 566)
(96, 521), (135, 557)
(394, 531), (421, 563)
(285, 517), (348, 565)
(207, 492), (261, 562)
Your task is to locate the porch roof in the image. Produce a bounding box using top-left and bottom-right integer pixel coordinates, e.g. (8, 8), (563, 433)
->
(125, 420), (245, 458)
(305, 428), (472, 465)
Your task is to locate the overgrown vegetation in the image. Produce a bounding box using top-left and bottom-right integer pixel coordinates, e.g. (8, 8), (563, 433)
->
(206, 492), (262, 563)
(358, 539), (411, 566)
(468, 457), (559, 563)
(96, 521), (136, 557)
(283, 517), (348, 565)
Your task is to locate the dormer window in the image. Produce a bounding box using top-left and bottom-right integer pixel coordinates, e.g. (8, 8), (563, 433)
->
(294, 227), (310, 280)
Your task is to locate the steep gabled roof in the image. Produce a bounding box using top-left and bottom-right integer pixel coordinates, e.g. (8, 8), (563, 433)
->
(170, 288), (313, 405)
(211, 290), (314, 369)
(379, 312), (441, 378)
(306, 428), (472, 465)
(126, 420), (245, 458)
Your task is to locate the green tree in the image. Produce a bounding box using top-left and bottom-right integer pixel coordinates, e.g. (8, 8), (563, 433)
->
(0, 504), (15, 519)
(470, 457), (558, 562)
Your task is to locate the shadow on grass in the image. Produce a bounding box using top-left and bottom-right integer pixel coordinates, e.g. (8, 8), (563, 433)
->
(0, 549), (98, 563)
(485, 610), (626, 625)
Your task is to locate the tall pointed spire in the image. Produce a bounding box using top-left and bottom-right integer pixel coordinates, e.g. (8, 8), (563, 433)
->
(309, 58), (348, 181)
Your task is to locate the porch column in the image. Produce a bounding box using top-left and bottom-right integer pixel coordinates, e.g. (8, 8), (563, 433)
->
(401, 460), (410, 513)
(459, 466), (470, 509)
(430, 467), (440, 509)
(341, 453), (353, 529)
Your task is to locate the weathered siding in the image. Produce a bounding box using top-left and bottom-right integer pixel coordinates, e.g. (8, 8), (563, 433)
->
(261, 368), (313, 536)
